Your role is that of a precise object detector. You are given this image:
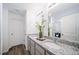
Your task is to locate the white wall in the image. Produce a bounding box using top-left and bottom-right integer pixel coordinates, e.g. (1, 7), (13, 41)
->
(26, 3), (47, 35)
(2, 7), (9, 53)
(0, 3), (2, 54)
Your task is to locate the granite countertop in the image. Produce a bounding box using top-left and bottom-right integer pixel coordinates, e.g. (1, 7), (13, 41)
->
(28, 35), (79, 55)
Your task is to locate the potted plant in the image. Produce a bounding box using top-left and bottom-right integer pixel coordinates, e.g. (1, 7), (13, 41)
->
(36, 19), (46, 40)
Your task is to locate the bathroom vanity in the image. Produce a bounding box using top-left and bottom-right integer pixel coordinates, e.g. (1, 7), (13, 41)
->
(27, 35), (53, 55)
(27, 35), (79, 55)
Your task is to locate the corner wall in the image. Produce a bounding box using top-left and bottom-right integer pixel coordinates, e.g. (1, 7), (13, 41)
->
(0, 3), (2, 55)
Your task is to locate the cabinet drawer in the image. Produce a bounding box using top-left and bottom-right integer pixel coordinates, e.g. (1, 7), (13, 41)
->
(36, 44), (44, 55)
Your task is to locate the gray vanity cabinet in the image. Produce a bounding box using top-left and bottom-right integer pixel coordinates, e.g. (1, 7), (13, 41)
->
(27, 36), (45, 55)
(27, 36), (54, 55)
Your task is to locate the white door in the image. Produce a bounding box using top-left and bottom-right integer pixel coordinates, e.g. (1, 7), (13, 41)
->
(8, 11), (25, 48)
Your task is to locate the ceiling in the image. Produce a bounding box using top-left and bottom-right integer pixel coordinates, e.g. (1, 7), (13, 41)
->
(3, 3), (47, 10)
(3, 3), (79, 17)
(3, 3), (47, 16)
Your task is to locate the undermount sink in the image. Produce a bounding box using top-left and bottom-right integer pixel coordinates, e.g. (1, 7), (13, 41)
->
(44, 42), (62, 49)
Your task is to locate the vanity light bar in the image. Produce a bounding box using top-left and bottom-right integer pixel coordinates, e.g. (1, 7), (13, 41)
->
(48, 3), (56, 8)
(37, 11), (43, 16)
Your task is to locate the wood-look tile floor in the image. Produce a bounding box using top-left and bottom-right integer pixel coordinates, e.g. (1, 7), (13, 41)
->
(3, 44), (30, 55)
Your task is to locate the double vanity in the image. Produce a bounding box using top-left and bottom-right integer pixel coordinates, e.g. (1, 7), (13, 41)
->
(27, 35), (79, 55)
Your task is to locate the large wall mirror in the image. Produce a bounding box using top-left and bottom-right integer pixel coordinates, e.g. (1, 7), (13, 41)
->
(47, 3), (79, 44)
(48, 14), (61, 38)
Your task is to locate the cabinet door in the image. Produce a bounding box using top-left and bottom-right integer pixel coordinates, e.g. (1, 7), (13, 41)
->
(27, 37), (31, 53)
(30, 45), (34, 55)
(30, 40), (35, 55)
(36, 44), (45, 55)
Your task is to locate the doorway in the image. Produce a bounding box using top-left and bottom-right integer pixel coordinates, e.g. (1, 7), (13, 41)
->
(8, 10), (26, 48)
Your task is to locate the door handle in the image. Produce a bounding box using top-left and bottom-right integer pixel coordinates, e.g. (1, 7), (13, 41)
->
(11, 33), (13, 35)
